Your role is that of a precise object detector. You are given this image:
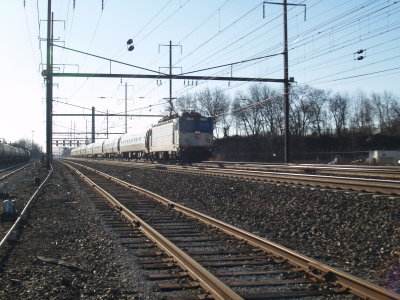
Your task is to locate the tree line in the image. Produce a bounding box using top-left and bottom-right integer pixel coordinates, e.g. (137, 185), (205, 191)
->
(175, 84), (400, 139)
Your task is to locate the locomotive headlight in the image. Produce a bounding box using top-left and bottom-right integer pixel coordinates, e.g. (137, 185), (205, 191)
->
(195, 130), (200, 134)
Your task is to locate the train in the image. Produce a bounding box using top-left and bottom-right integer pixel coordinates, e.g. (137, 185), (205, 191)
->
(0, 142), (30, 164)
(71, 112), (214, 163)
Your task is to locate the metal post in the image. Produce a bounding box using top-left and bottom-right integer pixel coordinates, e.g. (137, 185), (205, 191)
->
(169, 40), (173, 116)
(106, 109), (109, 138)
(45, 0), (53, 169)
(91, 106), (95, 143)
(283, 0), (290, 164)
(125, 82), (128, 133)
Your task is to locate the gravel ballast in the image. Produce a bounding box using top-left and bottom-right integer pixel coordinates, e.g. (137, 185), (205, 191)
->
(1, 159), (399, 297)
(0, 162), (164, 299)
(79, 160), (400, 294)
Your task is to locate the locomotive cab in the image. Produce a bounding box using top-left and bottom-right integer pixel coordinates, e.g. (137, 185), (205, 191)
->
(177, 114), (213, 162)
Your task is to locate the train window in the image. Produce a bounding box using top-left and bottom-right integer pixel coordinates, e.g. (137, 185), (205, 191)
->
(197, 121), (212, 132)
(179, 120), (213, 133)
(179, 121), (196, 132)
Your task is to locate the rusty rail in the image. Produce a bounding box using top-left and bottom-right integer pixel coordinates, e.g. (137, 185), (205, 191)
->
(65, 160), (400, 300)
(63, 160), (243, 300)
(65, 158), (400, 195)
(195, 162), (400, 179)
(169, 165), (400, 196)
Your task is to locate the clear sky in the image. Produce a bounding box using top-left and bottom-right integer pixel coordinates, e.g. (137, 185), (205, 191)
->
(1, 0), (399, 151)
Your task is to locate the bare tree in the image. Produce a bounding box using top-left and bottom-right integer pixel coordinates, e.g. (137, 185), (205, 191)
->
(196, 87), (230, 136)
(329, 92), (349, 136)
(350, 91), (374, 135)
(175, 93), (198, 114)
(308, 87), (329, 135)
(232, 85), (265, 136)
(259, 85), (283, 136)
(290, 85), (318, 136)
(371, 91), (397, 134)
(387, 92), (400, 135)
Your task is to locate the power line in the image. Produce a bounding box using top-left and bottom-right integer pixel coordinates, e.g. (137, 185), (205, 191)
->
(181, 52), (283, 75)
(136, 0), (193, 45)
(311, 66), (400, 85)
(52, 44), (167, 75)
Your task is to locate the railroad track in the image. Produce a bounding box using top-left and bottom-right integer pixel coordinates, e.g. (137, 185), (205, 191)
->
(67, 159), (400, 196)
(0, 165), (52, 252)
(62, 160), (400, 300)
(0, 162), (32, 181)
(194, 162), (400, 179)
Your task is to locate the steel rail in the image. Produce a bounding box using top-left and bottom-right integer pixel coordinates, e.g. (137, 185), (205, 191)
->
(65, 159), (400, 195)
(0, 165), (53, 249)
(0, 163), (33, 181)
(66, 161), (400, 300)
(62, 161), (243, 300)
(195, 162), (400, 179)
(0, 162), (28, 172)
(166, 165), (400, 195)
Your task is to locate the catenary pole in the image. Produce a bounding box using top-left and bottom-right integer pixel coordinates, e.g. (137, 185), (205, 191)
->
(125, 82), (128, 133)
(169, 40), (173, 116)
(283, 0), (290, 164)
(46, 0), (53, 169)
(92, 106), (95, 143)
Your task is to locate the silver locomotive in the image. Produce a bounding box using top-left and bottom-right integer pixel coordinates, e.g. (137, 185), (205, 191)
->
(71, 113), (213, 162)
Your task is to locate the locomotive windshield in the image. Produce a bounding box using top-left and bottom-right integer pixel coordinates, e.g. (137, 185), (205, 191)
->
(179, 118), (213, 133)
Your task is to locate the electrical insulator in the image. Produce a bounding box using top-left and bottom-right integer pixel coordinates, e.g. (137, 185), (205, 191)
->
(356, 49), (364, 54)
(357, 56), (365, 60)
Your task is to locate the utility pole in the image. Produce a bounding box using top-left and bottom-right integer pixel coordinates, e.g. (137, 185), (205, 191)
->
(159, 41), (181, 116)
(125, 82), (128, 133)
(264, 1), (305, 164)
(283, 0), (289, 164)
(118, 81), (133, 133)
(91, 106), (95, 143)
(45, 0), (53, 169)
(85, 119), (88, 144)
(169, 40), (172, 116)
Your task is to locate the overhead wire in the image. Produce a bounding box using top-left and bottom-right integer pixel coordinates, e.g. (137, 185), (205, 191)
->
(187, 0), (381, 74)
(35, 0), (44, 67)
(205, 1), (400, 92)
(135, 0), (292, 100)
(311, 66), (400, 85)
(136, 0), (193, 45)
(24, 4), (39, 72)
(49, 1), (400, 129)
(131, 0), (237, 98)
